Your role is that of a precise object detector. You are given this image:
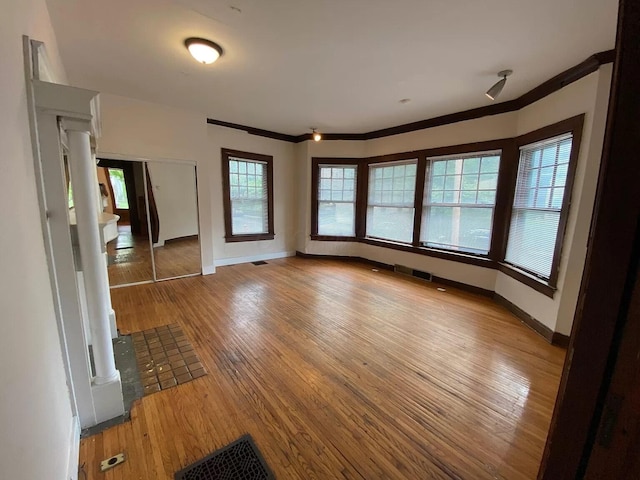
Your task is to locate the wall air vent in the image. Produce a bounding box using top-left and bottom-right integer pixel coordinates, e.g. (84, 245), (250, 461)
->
(394, 264), (432, 282)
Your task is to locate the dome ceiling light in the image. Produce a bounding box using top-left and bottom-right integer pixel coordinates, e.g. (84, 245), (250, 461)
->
(184, 37), (224, 65)
(311, 128), (322, 142)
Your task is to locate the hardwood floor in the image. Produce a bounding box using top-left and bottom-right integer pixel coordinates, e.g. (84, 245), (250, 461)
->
(80, 257), (565, 479)
(107, 225), (201, 286)
(154, 236), (201, 280)
(107, 225), (153, 286)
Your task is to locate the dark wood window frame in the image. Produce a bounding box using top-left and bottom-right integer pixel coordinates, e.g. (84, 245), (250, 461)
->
(498, 114), (585, 296)
(311, 158), (362, 242)
(221, 148), (275, 243)
(311, 139), (514, 269)
(310, 118), (584, 293)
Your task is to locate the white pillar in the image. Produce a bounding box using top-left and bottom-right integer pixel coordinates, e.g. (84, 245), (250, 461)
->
(67, 129), (118, 384)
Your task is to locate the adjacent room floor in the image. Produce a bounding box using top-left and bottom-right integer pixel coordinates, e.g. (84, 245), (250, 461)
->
(80, 257), (565, 479)
(107, 224), (201, 286)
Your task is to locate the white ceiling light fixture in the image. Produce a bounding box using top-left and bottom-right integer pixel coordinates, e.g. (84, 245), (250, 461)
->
(184, 37), (224, 64)
(311, 128), (322, 142)
(485, 69), (513, 100)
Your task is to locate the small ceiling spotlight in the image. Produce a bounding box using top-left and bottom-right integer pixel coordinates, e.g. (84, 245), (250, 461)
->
(485, 70), (513, 101)
(184, 37), (224, 64)
(311, 128), (322, 142)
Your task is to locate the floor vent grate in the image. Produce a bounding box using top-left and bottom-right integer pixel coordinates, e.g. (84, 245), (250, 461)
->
(175, 434), (275, 480)
(394, 264), (432, 282)
(252, 261), (268, 266)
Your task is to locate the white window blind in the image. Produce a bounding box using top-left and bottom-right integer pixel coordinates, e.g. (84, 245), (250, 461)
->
(505, 134), (573, 279)
(228, 157), (269, 235)
(366, 160), (417, 243)
(317, 165), (357, 236)
(421, 152), (500, 254)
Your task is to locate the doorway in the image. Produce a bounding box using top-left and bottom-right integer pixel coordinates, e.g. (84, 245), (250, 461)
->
(97, 158), (201, 288)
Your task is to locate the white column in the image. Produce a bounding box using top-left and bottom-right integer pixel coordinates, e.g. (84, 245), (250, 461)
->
(67, 128), (118, 384)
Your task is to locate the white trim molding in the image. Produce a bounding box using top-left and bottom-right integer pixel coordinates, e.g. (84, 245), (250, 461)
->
(66, 416), (80, 480)
(202, 265), (216, 275)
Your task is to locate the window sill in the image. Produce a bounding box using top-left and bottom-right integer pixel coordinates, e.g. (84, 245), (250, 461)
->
(225, 233), (275, 243)
(310, 235), (359, 242)
(497, 263), (557, 298)
(308, 236), (495, 269)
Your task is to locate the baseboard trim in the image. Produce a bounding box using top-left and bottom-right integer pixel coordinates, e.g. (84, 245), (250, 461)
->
(202, 265), (216, 275)
(552, 332), (571, 348)
(493, 293), (568, 346)
(431, 275), (494, 298)
(214, 251), (296, 267)
(295, 251), (394, 270)
(67, 416), (80, 480)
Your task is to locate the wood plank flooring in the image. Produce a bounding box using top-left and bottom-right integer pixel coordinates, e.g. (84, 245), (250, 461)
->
(107, 225), (201, 286)
(80, 257), (565, 479)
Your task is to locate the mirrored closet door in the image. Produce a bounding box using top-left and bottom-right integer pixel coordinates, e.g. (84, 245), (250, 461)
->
(97, 158), (201, 288)
(147, 162), (201, 280)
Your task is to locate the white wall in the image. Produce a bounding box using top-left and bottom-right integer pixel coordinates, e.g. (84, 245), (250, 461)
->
(147, 162), (199, 245)
(0, 1), (75, 479)
(207, 125), (297, 264)
(98, 93), (299, 269)
(98, 93), (216, 270)
(298, 68), (612, 332)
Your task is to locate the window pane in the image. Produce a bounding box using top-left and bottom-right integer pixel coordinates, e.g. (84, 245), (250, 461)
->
(108, 169), (129, 209)
(421, 152), (500, 254)
(366, 159), (417, 242)
(318, 202), (355, 236)
(366, 206), (414, 243)
(505, 209), (560, 277)
(480, 156), (500, 173)
(231, 199), (267, 235)
(316, 165), (358, 237)
(463, 158), (480, 174)
(422, 206), (493, 254)
(461, 174), (478, 190)
(431, 176), (445, 190)
(506, 134), (574, 279)
(227, 156), (270, 237)
(432, 161), (446, 175)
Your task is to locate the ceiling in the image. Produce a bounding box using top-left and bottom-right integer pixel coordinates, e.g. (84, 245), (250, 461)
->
(46, 0), (618, 136)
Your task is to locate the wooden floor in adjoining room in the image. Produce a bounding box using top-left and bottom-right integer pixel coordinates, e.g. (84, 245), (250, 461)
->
(80, 257), (566, 479)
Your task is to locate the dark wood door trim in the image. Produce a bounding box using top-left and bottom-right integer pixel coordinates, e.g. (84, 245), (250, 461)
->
(538, 1), (640, 477)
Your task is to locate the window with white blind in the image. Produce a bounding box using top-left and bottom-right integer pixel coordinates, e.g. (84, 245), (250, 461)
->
(505, 134), (573, 279)
(317, 164), (357, 236)
(421, 152), (500, 254)
(221, 149), (274, 242)
(366, 160), (417, 243)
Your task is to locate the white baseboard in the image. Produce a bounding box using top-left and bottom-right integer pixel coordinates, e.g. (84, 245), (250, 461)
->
(67, 416), (80, 480)
(202, 265), (216, 275)
(214, 251), (295, 267)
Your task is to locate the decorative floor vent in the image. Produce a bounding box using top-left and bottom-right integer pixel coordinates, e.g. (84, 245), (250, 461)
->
(175, 434), (275, 480)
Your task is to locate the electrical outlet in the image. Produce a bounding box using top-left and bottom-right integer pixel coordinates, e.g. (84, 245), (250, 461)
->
(100, 453), (125, 472)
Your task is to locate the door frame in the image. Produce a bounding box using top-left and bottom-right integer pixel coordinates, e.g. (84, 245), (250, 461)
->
(539, 0), (640, 477)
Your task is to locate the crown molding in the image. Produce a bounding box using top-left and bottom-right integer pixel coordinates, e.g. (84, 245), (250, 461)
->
(206, 49), (615, 143)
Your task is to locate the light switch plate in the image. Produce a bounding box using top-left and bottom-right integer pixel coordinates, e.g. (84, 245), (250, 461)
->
(100, 453), (125, 472)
